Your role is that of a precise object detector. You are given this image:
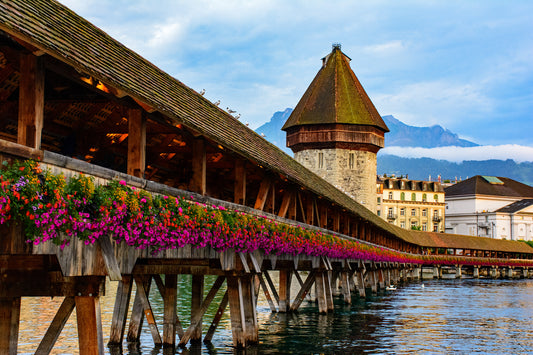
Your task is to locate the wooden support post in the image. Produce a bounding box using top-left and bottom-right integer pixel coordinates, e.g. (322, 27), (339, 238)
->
(127, 108), (146, 177)
(319, 205), (328, 229)
(324, 271), (334, 312)
(127, 276), (151, 342)
(278, 270), (292, 312)
(378, 268), (385, 289)
(191, 138), (207, 194)
(18, 53), (44, 149)
(290, 270), (317, 311)
(0, 297), (21, 355)
(355, 271), (366, 298)
(263, 271), (280, 305)
(340, 272), (351, 305)
(133, 276), (161, 345)
(226, 275), (259, 348)
(204, 290), (229, 343)
(163, 274), (178, 348)
(234, 160), (246, 205)
(306, 197), (314, 225)
(257, 273), (278, 312)
(278, 191), (293, 219)
(315, 272), (327, 314)
(370, 270), (378, 294)
(108, 276), (133, 346)
(190, 274), (204, 344)
(75, 296), (104, 355)
(36, 297), (76, 354)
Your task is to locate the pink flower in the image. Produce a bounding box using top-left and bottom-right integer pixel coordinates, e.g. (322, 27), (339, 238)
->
(119, 180), (126, 186)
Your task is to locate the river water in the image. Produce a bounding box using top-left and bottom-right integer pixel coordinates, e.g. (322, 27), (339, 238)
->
(17, 276), (533, 354)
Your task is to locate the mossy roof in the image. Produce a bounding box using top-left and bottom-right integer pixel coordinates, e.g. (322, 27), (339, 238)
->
(282, 47), (389, 132)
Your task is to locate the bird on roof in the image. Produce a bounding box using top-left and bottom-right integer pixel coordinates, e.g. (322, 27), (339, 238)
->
(260, 133), (266, 137)
(245, 122), (249, 126)
(199, 89), (205, 95)
(227, 108), (236, 114)
(214, 100), (220, 106)
(234, 114), (241, 120)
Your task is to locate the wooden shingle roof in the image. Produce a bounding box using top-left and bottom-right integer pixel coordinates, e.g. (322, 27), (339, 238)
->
(282, 46), (389, 132)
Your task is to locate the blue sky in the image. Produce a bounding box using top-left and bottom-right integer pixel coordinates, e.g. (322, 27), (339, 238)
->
(60, 0), (532, 151)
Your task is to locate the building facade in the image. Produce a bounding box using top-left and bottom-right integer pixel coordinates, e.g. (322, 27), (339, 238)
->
(377, 177), (445, 232)
(445, 176), (533, 241)
(282, 45), (389, 212)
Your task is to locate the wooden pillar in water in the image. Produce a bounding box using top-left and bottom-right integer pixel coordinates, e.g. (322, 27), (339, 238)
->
(377, 268), (385, 289)
(355, 270), (366, 298)
(163, 274), (178, 348)
(278, 270), (292, 312)
(190, 274), (204, 344)
(75, 295), (104, 355)
(315, 271), (328, 314)
(324, 271), (334, 312)
(227, 275), (258, 348)
(108, 275), (133, 346)
(0, 297), (21, 355)
(340, 271), (351, 304)
(473, 266), (480, 278)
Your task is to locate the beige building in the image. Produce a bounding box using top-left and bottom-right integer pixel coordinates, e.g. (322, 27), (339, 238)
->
(377, 177), (445, 232)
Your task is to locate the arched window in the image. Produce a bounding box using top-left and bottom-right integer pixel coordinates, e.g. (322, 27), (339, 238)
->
(411, 193), (416, 201)
(434, 194), (439, 202)
(400, 192), (405, 201)
(388, 192), (393, 200)
(422, 193), (427, 202)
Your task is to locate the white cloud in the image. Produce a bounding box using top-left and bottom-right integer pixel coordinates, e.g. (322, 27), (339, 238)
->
(381, 145), (533, 163)
(363, 40), (405, 55)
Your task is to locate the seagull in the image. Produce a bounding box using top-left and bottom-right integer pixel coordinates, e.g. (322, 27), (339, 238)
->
(214, 100), (220, 106)
(227, 107), (237, 114)
(234, 114), (241, 120)
(199, 89), (205, 95)
(245, 122), (249, 126)
(260, 133), (266, 137)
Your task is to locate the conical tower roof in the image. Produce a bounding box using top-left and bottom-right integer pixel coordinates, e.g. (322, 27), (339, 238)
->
(282, 45), (389, 132)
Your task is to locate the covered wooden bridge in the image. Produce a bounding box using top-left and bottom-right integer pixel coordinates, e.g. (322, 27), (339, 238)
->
(0, 0), (532, 354)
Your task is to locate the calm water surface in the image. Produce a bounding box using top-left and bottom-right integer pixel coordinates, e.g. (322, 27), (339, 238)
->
(18, 277), (533, 354)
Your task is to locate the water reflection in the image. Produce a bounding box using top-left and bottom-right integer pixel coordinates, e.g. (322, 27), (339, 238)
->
(17, 277), (533, 354)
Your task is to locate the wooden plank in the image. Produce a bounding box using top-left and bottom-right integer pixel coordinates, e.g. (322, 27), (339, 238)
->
(340, 272), (351, 305)
(0, 297), (20, 355)
(257, 273), (277, 312)
(263, 271), (279, 304)
(75, 296), (103, 355)
(290, 270), (317, 311)
(179, 276), (225, 346)
(108, 276), (132, 346)
(133, 276), (162, 345)
(127, 276), (151, 342)
(277, 191), (293, 218)
(240, 275), (258, 344)
(97, 235), (122, 281)
(204, 290), (229, 343)
(153, 274), (166, 296)
(297, 192), (306, 223)
(163, 274), (177, 347)
(238, 252), (251, 273)
(324, 271), (334, 312)
(191, 138), (206, 194)
(253, 178), (271, 210)
(190, 274), (204, 343)
(226, 276), (244, 348)
(18, 53), (44, 149)
(234, 160), (246, 205)
(278, 270), (292, 312)
(306, 196), (314, 225)
(127, 108), (146, 177)
(315, 272), (327, 314)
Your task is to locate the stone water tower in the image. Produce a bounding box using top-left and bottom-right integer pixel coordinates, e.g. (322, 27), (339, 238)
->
(282, 44), (388, 213)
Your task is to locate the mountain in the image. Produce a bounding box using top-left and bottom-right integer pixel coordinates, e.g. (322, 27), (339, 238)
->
(382, 115), (478, 147)
(378, 155), (533, 186)
(255, 108), (293, 154)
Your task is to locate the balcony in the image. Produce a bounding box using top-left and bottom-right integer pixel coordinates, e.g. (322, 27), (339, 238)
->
(387, 214), (397, 220)
(432, 215), (442, 222)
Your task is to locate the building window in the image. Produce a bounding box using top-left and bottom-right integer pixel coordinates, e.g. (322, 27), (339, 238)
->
(422, 209), (427, 217)
(433, 210), (439, 218)
(377, 197), (381, 204)
(349, 153), (355, 169)
(422, 193), (427, 202)
(411, 209), (416, 216)
(434, 194), (439, 202)
(377, 210), (381, 216)
(411, 193), (416, 201)
(400, 221), (405, 228)
(411, 221), (417, 228)
(388, 208), (394, 218)
(318, 153), (324, 169)
(422, 223), (427, 231)
(400, 192), (405, 201)
(400, 208), (405, 216)
(433, 223), (439, 232)
(388, 192), (393, 200)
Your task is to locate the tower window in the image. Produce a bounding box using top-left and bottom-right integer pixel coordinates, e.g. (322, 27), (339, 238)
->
(318, 152), (324, 169)
(349, 153), (355, 169)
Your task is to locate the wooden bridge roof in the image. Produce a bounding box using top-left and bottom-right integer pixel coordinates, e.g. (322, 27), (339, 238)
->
(407, 230), (533, 254)
(0, 0), (408, 241)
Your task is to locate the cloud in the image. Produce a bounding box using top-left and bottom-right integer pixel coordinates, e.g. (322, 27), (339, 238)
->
(380, 145), (533, 163)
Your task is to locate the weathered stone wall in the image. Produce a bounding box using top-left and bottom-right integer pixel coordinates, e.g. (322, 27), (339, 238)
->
(294, 148), (377, 212)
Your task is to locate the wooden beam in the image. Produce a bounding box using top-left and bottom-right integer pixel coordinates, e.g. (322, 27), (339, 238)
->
(315, 272), (327, 314)
(257, 273), (277, 312)
(278, 270), (292, 312)
(133, 276), (161, 345)
(36, 297), (75, 354)
(340, 271), (351, 305)
(204, 290), (229, 343)
(263, 271), (280, 304)
(190, 138), (206, 194)
(277, 191), (293, 219)
(290, 270), (317, 311)
(190, 274), (204, 344)
(253, 178), (271, 211)
(234, 160), (246, 205)
(18, 53), (44, 149)
(127, 108), (146, 177)
(306, 196), (314, 225)
(127, 276), (151, 342)
(108, 276), (132, 346)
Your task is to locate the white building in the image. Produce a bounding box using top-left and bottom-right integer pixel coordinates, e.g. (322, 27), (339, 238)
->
(445, 176), (533, 241)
